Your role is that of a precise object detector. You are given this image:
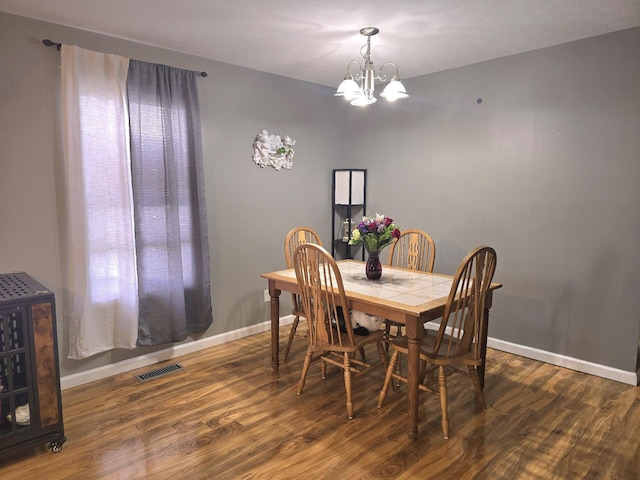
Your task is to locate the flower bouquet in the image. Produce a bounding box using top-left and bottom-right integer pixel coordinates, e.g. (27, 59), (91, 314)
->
(348, 214), (401, 279)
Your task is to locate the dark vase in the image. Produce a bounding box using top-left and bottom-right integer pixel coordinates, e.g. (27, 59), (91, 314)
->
(365, 251), (382, 280)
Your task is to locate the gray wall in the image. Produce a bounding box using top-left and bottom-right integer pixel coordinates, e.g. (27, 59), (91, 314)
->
(1, 11), (638, 379)
(348, 28), (640, 373)
(0, 12), (347, 377)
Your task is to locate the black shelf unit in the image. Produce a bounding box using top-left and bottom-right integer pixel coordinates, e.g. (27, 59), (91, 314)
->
(0, 272), (65, 456)
(332, 169), (367, 260)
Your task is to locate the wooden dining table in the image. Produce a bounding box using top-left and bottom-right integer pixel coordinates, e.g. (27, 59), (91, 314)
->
(261, 259), (502, 440)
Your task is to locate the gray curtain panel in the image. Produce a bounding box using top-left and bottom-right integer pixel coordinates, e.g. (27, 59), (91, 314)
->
(127, 60), (212, 346)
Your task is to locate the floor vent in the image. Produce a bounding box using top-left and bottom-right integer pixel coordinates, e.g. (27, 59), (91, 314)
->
(134, 363), (184, 382)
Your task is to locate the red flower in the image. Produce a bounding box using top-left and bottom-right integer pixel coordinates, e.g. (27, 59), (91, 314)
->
(392, 228), (401, 239)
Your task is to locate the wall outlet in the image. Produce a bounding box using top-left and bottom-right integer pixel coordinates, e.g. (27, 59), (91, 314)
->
(263, 289), (270, 303)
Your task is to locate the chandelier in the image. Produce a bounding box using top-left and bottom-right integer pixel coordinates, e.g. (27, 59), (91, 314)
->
(335, 27), (409, 107)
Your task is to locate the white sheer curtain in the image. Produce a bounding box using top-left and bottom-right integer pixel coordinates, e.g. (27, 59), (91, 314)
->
(61, 45), (139, 359)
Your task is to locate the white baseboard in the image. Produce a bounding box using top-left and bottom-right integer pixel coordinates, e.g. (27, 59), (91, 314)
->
(61, 315), (637, 389)
(60, 315), (296, 390)
(487, 337), (638, 386)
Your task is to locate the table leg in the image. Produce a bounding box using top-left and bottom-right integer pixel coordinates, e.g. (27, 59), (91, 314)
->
(269, 281), (282, 372)
(405, 317), (424, 440)
(478, 291), (494, 390)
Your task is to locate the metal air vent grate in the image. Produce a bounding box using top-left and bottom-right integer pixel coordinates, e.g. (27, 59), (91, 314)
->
(134, 363), (184, 382)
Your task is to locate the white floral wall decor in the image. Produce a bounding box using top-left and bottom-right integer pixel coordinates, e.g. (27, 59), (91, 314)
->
(252, 129), (295, 171)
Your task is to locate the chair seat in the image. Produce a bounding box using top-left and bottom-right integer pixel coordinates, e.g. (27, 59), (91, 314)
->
(316, 329), (385, 353)
(389, 332), (480, 367)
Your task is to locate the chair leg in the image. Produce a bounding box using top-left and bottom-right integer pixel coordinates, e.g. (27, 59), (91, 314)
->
(283, 315), (300, 360)
(384, 323), (392, 352)
(376, 340), (388, 372)
(383, 323), (403, 352)
(438, 365), (449, 439)
(421, 361), (436, 386)
(378, 350), (399, 408)
(469, 365), (487, 410)
(297, 348), (313, 395)
(343, 353), (354, 419)
(392, 353), (403, 391)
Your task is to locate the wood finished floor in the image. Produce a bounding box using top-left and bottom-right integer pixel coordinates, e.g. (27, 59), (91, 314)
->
(0, 329), (638, 479)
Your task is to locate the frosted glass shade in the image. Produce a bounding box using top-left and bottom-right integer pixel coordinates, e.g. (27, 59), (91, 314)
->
(335, 78), (361, 100)
(380, 79), (409, 101)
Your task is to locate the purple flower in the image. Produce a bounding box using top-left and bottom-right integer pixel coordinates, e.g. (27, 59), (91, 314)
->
(347, 213), (402, 252)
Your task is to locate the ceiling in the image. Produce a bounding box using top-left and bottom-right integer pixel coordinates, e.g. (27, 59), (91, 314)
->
(1, 0), (639, 88)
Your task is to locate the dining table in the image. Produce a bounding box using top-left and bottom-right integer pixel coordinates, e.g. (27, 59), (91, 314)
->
(261, 259), (502, 440)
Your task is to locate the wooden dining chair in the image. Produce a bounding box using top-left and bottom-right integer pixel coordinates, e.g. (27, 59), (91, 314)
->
(293, 243), (388, 420)
(386, 228), (436, 272)
(384, 228), (436, 343)
(378, 246), (497, 439)
(282, 226), (323, 360)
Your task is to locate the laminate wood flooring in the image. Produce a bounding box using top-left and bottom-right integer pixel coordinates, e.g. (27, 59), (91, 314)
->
(0, 329), (638, 479)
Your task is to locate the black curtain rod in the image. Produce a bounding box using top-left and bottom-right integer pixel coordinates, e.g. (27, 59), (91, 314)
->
(41, 39), (208, 77)
(42, 38), (62, 50)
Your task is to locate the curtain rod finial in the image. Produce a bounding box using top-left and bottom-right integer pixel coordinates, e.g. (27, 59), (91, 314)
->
(42, 39), (61, 51)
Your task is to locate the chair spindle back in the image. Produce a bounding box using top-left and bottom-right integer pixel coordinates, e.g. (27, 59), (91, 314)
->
(387, 228), (436, 272)
(293, 243), (356, 349)
(432, 246), (497, 363)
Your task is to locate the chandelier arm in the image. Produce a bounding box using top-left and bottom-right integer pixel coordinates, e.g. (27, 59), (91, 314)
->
(345, 59), (362, 77)
(379, 62), (400, 82)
